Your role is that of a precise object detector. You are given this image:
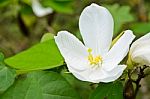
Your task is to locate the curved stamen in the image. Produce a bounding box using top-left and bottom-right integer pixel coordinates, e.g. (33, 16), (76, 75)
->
(87, 48), (103, 65)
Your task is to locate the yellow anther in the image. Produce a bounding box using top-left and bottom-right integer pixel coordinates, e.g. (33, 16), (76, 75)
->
(95, 56), (102, 63)
(88, 54), (93, 62)
(87, 48), (103, 65)
(88, 48), (92, 53)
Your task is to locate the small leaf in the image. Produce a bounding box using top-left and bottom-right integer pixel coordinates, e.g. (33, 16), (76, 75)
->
(0, 53), (16, 94)
(1, 71), (81, 99)
(41, 33), (54, 42)
(0, 65), (16, 94)
(4, 39), (64, 74)
(89, 81), (123, 99)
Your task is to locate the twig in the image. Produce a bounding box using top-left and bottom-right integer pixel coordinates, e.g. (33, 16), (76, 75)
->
(124, 65), (149, 99)
(133, 65), (148, 98)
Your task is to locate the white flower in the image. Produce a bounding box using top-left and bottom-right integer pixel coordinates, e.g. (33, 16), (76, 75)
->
(31, 0), (53, 17)
(54, 3), (135, 83)
(130, 32), (150, 66)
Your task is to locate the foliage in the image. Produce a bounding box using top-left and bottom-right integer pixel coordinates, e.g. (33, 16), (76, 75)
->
(0, 71), (81, 99)
(1, 0), (150, 99)
(0, 53), (16, 94)
(90, 81), (123, 99)
(5, 36), (64, 74)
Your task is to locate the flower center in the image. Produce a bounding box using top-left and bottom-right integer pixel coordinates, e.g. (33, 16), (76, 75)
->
(87, 48), (103, 65)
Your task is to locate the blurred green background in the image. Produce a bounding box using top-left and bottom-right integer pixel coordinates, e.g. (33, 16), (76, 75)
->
(0, 0), (150, 98)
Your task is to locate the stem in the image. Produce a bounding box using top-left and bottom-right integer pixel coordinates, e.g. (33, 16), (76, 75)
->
(133, 65), (148, 98)
(124, 65), (149, 99)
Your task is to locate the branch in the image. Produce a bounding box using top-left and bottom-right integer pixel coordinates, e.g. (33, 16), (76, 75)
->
(133, 65), (148, 98)
(124, 65), (149, 99)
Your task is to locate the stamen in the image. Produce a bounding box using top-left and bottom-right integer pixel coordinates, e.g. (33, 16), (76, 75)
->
(87, 48), (103, 65)
(88, 48), (92, 53)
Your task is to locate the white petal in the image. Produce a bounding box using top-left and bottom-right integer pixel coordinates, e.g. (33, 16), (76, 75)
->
(54, 31), (89, 71)
(133, 32), (150, 42)
(130, 32), (150, 65)
(90, 65), (126, 83)
(68, 66), (89, 81)
(69, 66), (107, 83)
(79, 3), (114, 55)
(131, 43), (150, 65)
(89, 68), (109, 82)
(32, 0), (53, 17)
(66, 62), (91, 82)
(103, 30), (135, 71)
(68, 64), (126, 83)
(106, 65), (126, 76)
(100, 65), (126, 82)
(130, 32), (150, 54)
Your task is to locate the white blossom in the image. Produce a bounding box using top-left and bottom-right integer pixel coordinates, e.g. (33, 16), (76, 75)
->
(55, 3), (135, 83)
(130, 32), (150, 66)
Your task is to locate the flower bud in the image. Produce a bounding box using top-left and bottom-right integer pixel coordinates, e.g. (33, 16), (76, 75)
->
(130, 33), (150, 66)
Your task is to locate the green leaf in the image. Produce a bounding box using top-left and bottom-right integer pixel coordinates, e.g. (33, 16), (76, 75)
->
(1, 71), (81, 99)
(104, 4), (134, 35)
(89, 81), (123, 99)
(0, 65), (16, 94)
(130, 22), (150, 37)
(41, 33), (54, 42)
(41, 0), (74, 14)
(0, 53), (16, 94)
(62, 73), (92, 99)
(4, 39), (64, 74)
